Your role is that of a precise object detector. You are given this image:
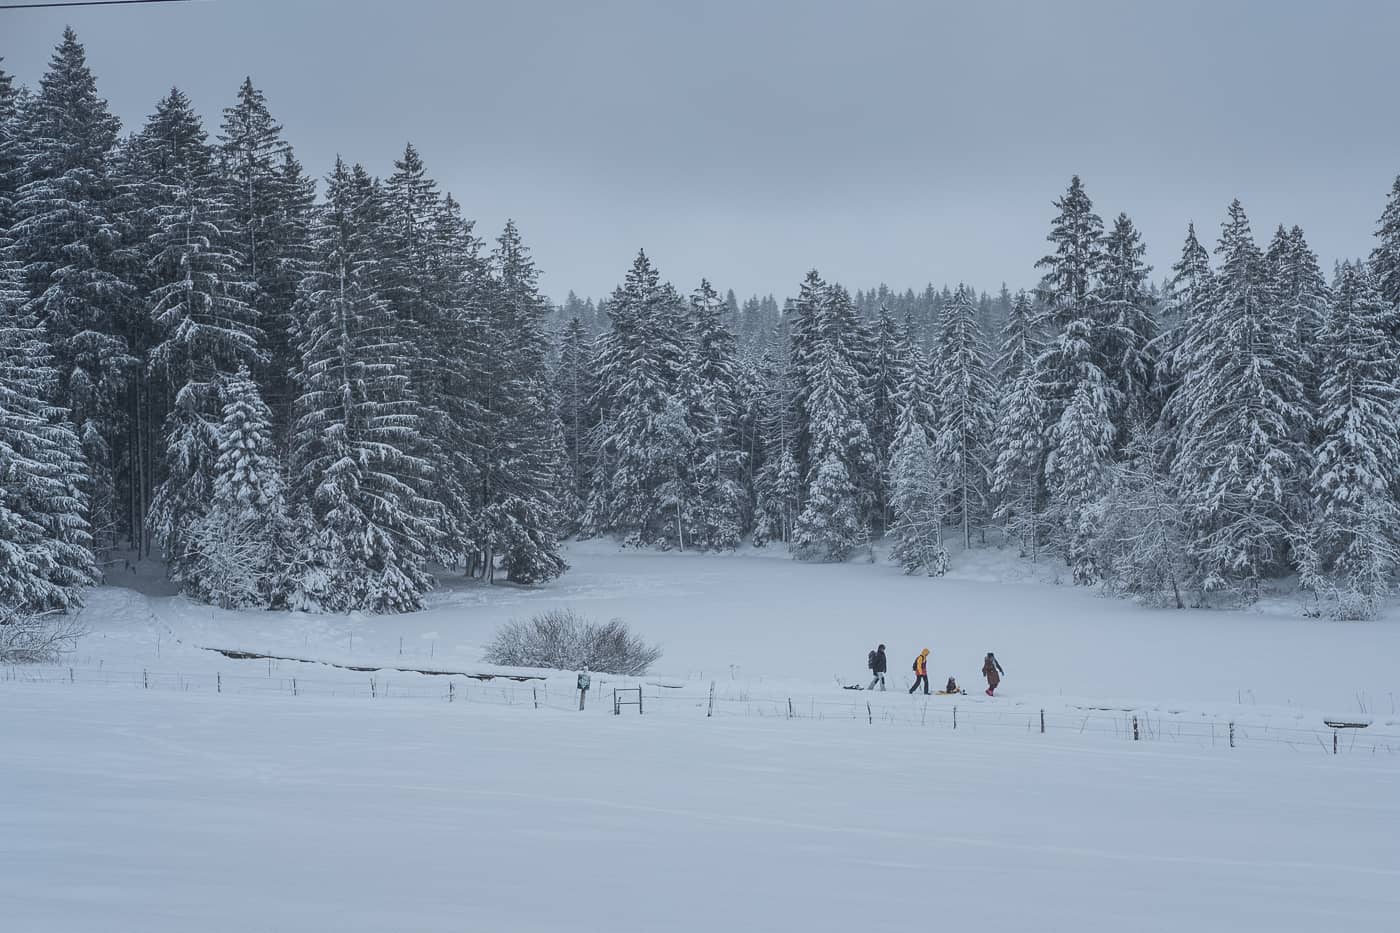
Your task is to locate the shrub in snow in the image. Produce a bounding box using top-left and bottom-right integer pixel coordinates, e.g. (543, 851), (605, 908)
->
(483, 608), (662, 675)
(0, 608), (85, 664)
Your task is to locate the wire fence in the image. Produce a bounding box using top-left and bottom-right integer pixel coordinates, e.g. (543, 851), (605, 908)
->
(4, 660), (1398, 759)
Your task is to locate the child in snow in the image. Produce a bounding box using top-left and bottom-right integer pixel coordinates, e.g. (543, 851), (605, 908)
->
(909, 648), (930, 695)
(867, 644), (887, 691)
(982, 652), (1004, 696)
(944, 676), (960, 694)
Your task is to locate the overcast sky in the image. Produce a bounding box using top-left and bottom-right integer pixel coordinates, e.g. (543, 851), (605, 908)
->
(6, 0), (1399, 303)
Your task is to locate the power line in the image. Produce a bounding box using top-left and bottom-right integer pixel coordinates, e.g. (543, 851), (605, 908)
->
(0, 0), (198, 10)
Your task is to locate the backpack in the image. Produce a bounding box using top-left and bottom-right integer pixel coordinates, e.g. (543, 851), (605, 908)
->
(867, 650), (877, 671)
(912, 657), (920, 673)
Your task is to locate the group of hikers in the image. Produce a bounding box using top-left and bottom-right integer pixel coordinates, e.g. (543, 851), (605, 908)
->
(865, 645), (1004, 697)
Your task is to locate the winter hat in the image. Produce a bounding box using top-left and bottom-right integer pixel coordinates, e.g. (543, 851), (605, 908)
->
(920, 648), (930, 656)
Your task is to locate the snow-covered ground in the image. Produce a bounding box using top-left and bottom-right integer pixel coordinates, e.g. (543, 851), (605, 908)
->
(4, 542), (1399, 932)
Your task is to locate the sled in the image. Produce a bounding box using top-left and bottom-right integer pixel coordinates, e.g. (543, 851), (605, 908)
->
(934, 689), (966, 696)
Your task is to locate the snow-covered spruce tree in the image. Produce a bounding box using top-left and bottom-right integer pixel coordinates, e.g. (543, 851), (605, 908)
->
(991, 295), (1049, 559)
(894, 340), (938, 446)
(217, 78), (313, 432)
(478, 220), (567, 583)
(788, 276), (877, 534)
(1034, 175), (1103, 343)
(380, 150), (492, 571)
(1303, 263), (1400, 619)
(0, 56), (22, 230)
(1032, 179), (1120, 578)
(682, 279), (745, 549)
(866, 305), (910, 533)
(1155, 224), (1212, 432)
(554, 315), (595, 530)
(422, 191), (488, 567)
(1266, 224), (1328, 430)
(129, 89), (263, 588)
(991, 369), (1049, 560)
(586, 250), (687, 545)
(1095, 212), (1157, 438)
(1045, 368), (1115, 585)
(0, 251), (98, 616)
(285, 158), (441, 613)
(9, 29), (134, 549)
(653, 395), (699, 551)
(1173, 200), (1313, 601)
(750, 338), (800, 547)
(887, 357), (949, 575)
(793, 451), (862, 563)
(825, 284), (878, 519)
(1094, 423), (1189, 608)
(996, 290), (1040, 382)
(1031, 177), (1116, 561)
(786, 270), (827, 483)
(1371, 174), (1400, 313)
(792, 336), (873, 562)
(933, 284), (996, 549)
(186, 366), (285, 608)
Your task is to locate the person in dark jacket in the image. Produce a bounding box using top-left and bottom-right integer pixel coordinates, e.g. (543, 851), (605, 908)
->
(982, 652), (1004, 696)
(909, 648), (930, 695)
(866, 644), (887, 690)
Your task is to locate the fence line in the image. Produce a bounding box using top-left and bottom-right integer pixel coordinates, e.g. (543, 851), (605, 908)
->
(4, 662), (1397, 758)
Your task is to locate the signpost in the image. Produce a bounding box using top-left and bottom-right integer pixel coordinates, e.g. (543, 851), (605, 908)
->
(577, 672), (591, 711)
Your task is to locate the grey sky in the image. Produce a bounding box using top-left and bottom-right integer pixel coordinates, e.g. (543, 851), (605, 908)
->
(6, 0), (1399, 303)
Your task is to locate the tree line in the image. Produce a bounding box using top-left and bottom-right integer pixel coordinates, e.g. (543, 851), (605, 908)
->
(3, 29), (1399, 626)
(556, 187), (1400, 619)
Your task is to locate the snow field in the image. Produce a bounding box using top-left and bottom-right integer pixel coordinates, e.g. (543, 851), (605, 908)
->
(3, 679), (1399, 933)
(5, 544), (1400, 931)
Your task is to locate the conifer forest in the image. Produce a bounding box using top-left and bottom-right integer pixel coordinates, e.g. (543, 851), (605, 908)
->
(5, 28), (1400, 623)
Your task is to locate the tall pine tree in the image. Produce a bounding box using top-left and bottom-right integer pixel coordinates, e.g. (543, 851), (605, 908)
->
(285, 159), (440, 612)
(1174, 200), (1313, 599)
(933, 284), (996, 549)
(10, 29), (133, 549)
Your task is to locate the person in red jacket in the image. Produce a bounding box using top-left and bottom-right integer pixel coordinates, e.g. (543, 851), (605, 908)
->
(982, 652), (1004, 696)
(909, 648), (930, 695)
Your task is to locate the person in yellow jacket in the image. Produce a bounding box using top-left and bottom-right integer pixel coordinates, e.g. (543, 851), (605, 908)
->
(909, 648), (931, 695)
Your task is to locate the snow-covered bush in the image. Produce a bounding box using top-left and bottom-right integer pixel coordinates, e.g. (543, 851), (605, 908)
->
(484, 608), (662, 675)
(0, 608), (85, 663)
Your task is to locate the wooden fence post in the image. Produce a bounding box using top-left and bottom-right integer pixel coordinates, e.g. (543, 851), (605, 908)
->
(217, 672), (221, 694)
(143, 669), (148, 689)
(707, 681), (715, 718)
(953, 705), (957, 730)
(1228, 722), (1234, 748)
(1132, 715), (1140, 741)
(866, 701), (872, 725)
(788, 698), (794, 720)
(1334, 731), (1338, 755)
(1040, 709), (1045, 734)
(449, 681), (454, 703)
